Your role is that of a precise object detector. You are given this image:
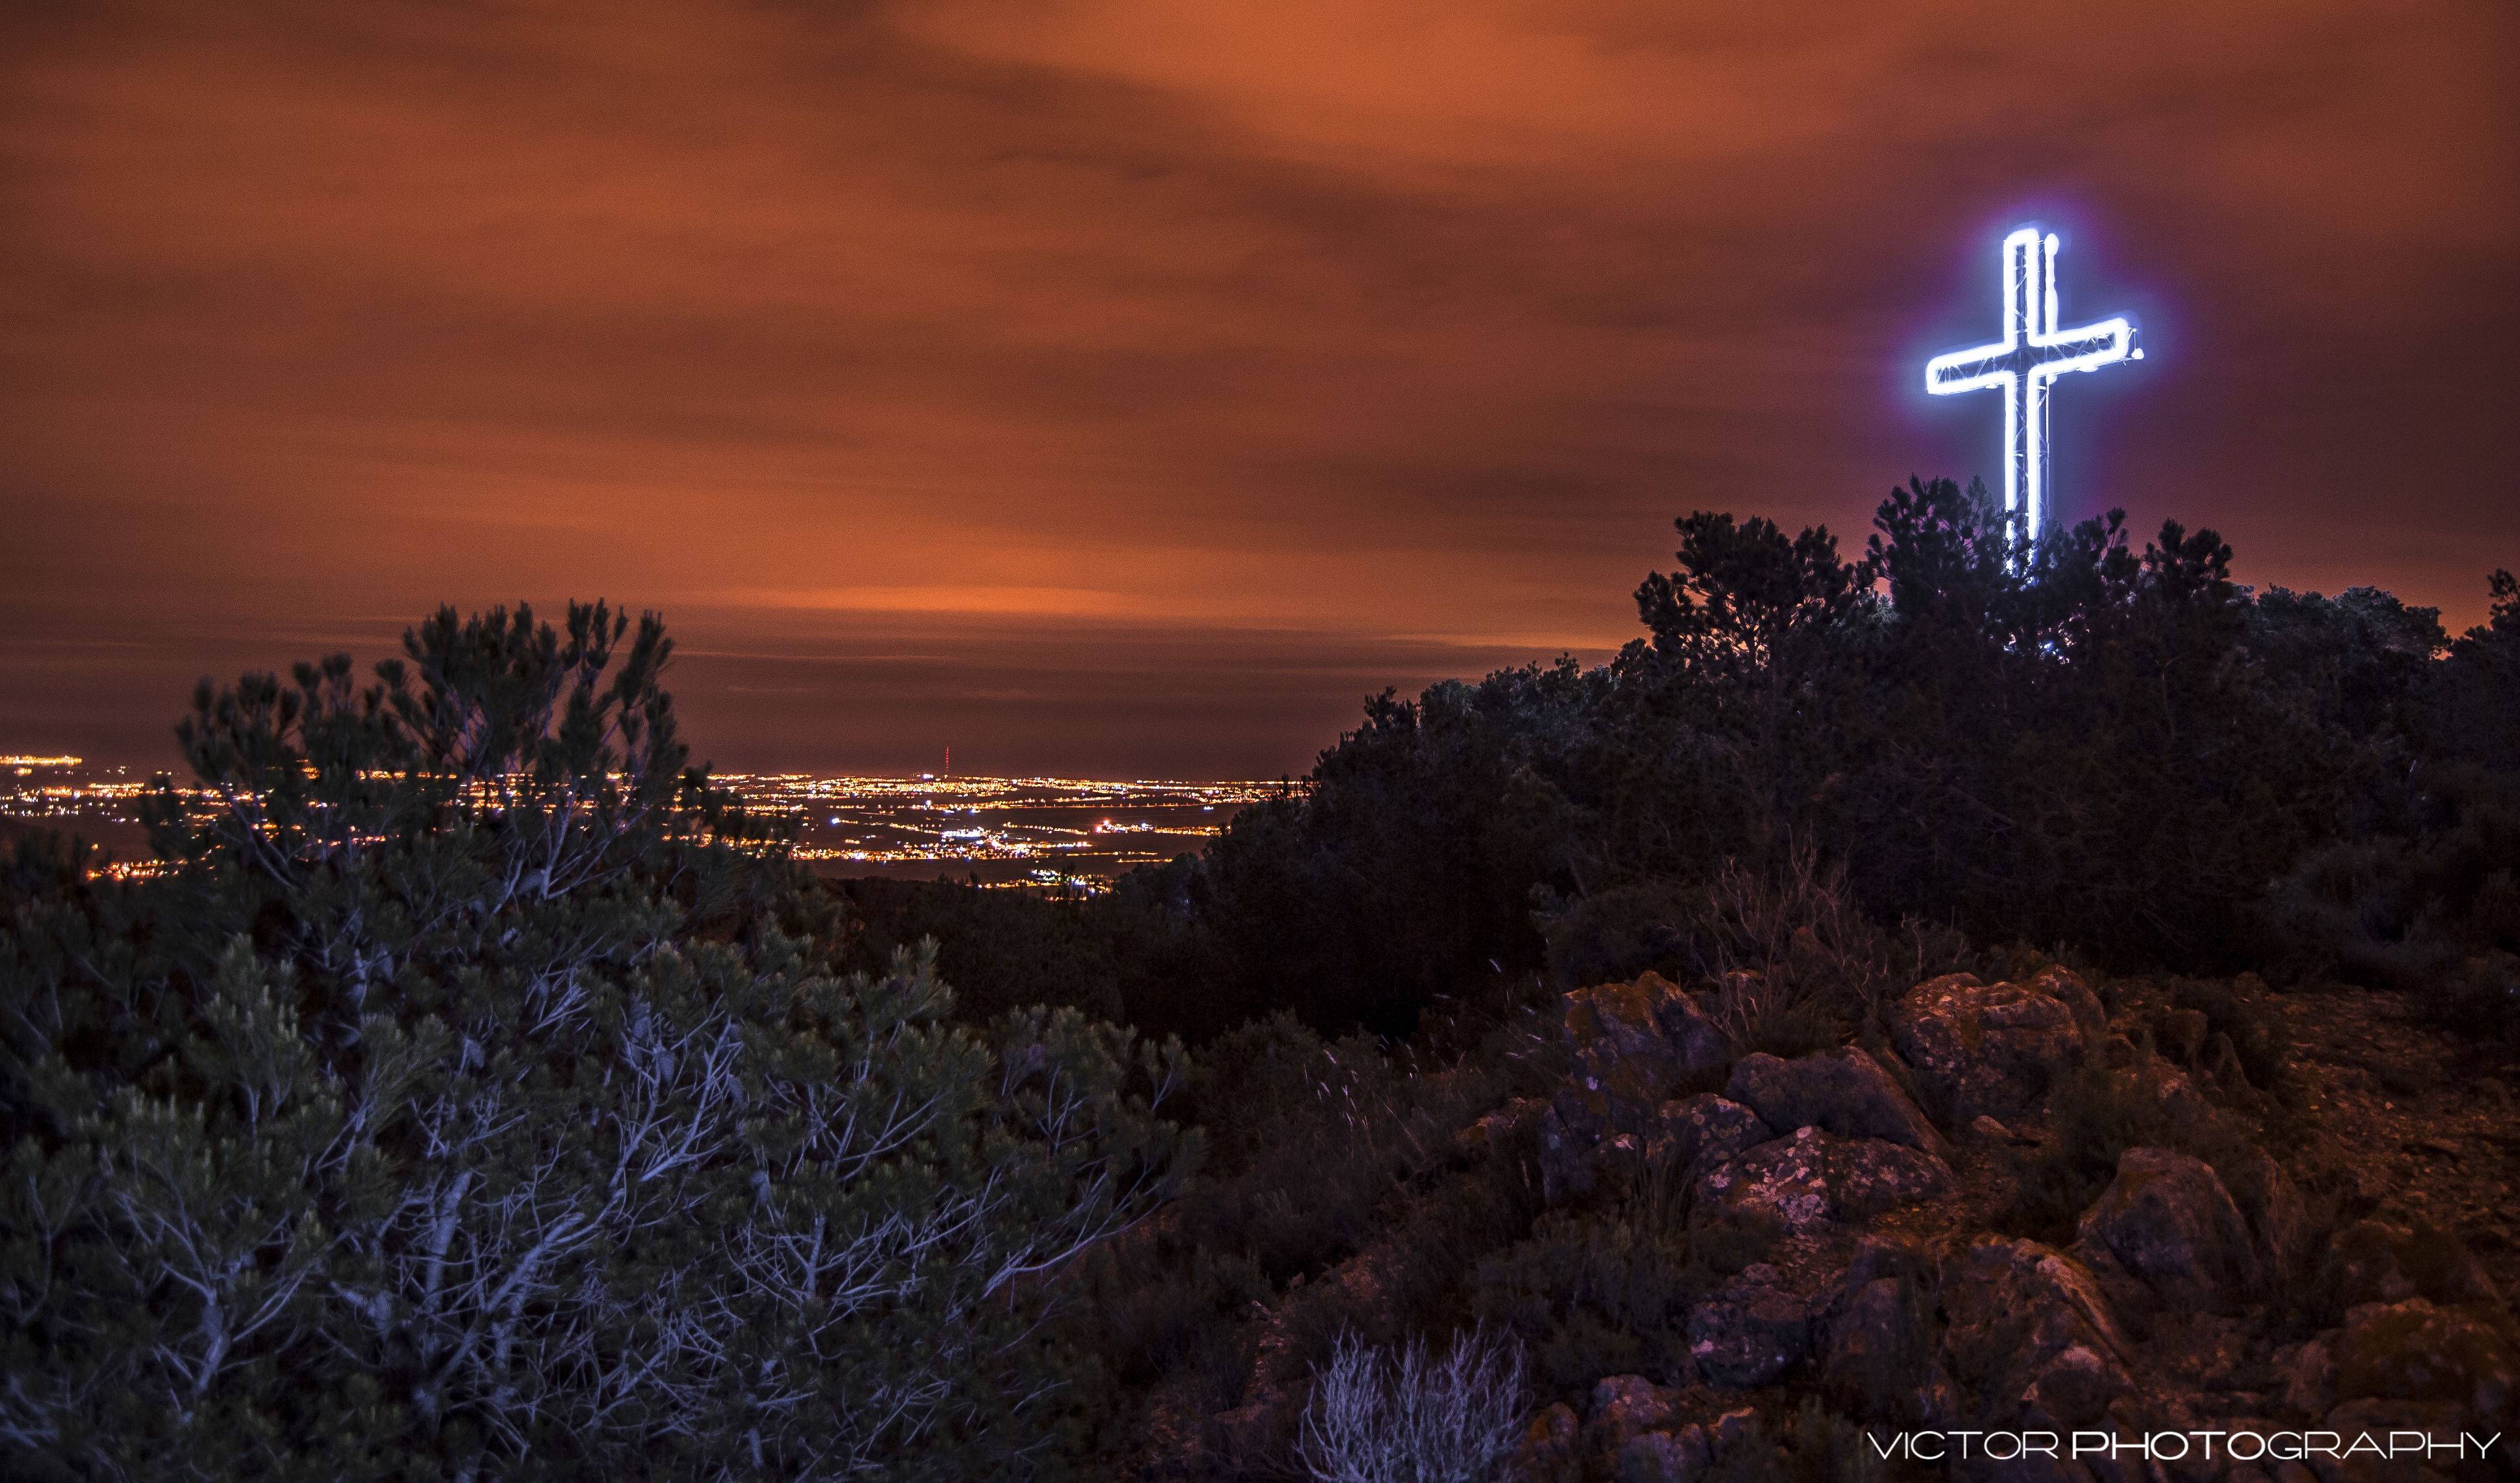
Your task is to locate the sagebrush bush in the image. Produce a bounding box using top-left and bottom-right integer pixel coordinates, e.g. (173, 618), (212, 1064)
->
(1295, 1326), (1526, 1483)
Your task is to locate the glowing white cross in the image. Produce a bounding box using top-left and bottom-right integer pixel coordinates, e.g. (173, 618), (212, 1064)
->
(1926, 226), (2139, 545)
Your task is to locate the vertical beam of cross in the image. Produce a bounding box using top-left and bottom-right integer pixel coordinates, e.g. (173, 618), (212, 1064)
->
(1926, 226), (2139, 551)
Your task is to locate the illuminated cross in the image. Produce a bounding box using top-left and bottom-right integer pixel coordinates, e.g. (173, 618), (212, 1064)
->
(1926, 226), (2139, 548)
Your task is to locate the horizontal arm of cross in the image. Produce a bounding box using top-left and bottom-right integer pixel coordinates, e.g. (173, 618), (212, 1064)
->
(1925, 317), (2133, 394)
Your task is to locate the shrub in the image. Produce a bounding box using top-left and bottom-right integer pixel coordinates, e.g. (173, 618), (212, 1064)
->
(1294, 1326), (1527, 1483)
(1470, 1178), (1776, 1393)
(0, 603), (1195, 1481)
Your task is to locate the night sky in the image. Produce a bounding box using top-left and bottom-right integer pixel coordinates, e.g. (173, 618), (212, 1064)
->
(4, 1), (2513, 778)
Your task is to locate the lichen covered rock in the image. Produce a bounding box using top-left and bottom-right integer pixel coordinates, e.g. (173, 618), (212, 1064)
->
(1646, 1094), (1774, 1178)
(1938, 1237), (2139, 1432)
(1891, 968), (2102, 1122)
(2074, 1147), (2263, 1307)
(1723, 1046), (1949, 1156)
(1687, 1272), (1810, 1389)
(1691, 1125), (1954, 1234)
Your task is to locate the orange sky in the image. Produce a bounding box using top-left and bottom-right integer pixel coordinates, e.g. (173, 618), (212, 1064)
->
(4, 1), (2514, 776)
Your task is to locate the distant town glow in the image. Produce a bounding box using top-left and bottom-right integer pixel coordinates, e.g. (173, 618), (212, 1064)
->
(1926, 226), (2138, 551)
(1, 759), (1294, 891)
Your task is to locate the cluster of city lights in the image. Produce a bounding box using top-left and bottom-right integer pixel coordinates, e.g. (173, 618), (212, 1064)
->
(3, 759), (1291, 891)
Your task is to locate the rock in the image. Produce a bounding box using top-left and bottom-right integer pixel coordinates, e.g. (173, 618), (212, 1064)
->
(1587, 1374), (1680, 1456)
(1549, 975), (1733, 1196)
(2220, 1145), (2312, 1281)
(2154, 1068), (2212, 1126)
(1846, 1233), (1932, 1286)
(1575, 972), (1730, 1083)
(1457, 1096), (1544, 1156)
(2276, 1337), (2340, 1417)
(1892, 970), (2096, 1122)
(2032, 966), (2110, 1040)
(1692, 1126), (1954, 1234)
(2200, 1031), (2261, 1105)
(1974, 1113), (2014, 1139)
(2074, 1147), (2262, 1307)
(1615, 1425), (1709, 1483)
(2322, 1219), (2505, 1311)
(1938, 1238), (2138, 1432)
(1815, 1272), (1945, 1422)
(2161, 1007), (2211, 1065)
(1517, 1400), (1581, 1483)
(1645, 1095), (1774, 1181)
(1723, 1046), (1951, 1156)
(2332, 1296), (2519, 1422)
(2029, 1342), (2126, 1430)
(1688, 1273), (1810, 1389)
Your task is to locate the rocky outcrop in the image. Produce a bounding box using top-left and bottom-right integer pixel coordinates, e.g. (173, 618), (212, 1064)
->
(1891, 968), (2103, 1122)
(1692, 1126), (1954, 1234)
(1938, 1238), (2139, 1432)
(1584, 1375), (1680, 1460)
(2073, 1147), (2264, 1307)
(1645, 1095), (1772, 1179)
(1542, 974), (1733, 1199)
(1686, 1267), (1810, 1389)
(1813, 1241), (1953, 1424)
(1723, 1046), (1949, 1156)
(1562, 973), (1729, 1117)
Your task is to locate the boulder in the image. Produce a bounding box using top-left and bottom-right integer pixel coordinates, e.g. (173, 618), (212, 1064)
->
(2074, 1147), (2263, 1307)
(2321, 1219), (2505, 1311)
(1892, 970), (2096, 1122)
(2159, 1007), (2211, 1065)
(1692, 1126), (1955, 1234)
(1815, 1270), (1946, 1422)
(1724, 1046), (1951, 1156)
(2332, 1297), (2519, 1423)
(2275, 1335), (2338, 1417)
(1938, 1238), (2139, 1431)
(2220, 1144), (2312, 1281)
(2200, 1031), (2262, 1105)
(1614, 1426), (1709, 1483)
(1586, 1374), (1680, 1456)
(1456, 1096), (1544, 1157)
(1549, 975), (1733, 1194)
(1516, 1400), (1581, 1483)
(1687, 1273), (1810, 1389)
(1645, 1095), (1774, 1180)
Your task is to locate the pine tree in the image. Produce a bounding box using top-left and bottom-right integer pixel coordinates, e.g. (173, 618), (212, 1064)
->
(0, 602), (1194, 1480)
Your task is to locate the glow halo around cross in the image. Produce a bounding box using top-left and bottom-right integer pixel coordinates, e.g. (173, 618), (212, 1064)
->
(1926, 226), (2140, 552)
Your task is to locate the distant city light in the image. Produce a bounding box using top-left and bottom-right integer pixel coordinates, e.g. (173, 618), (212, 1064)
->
(1926, 225), (2139, 552)
(5, 761), (1294, 892)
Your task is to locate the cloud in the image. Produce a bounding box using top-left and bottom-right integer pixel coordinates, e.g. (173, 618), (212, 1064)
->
(1, 0), (2512, 774)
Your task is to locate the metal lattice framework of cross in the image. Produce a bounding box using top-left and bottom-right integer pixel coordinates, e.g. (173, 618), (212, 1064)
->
(1926, 226), (2140, 548)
